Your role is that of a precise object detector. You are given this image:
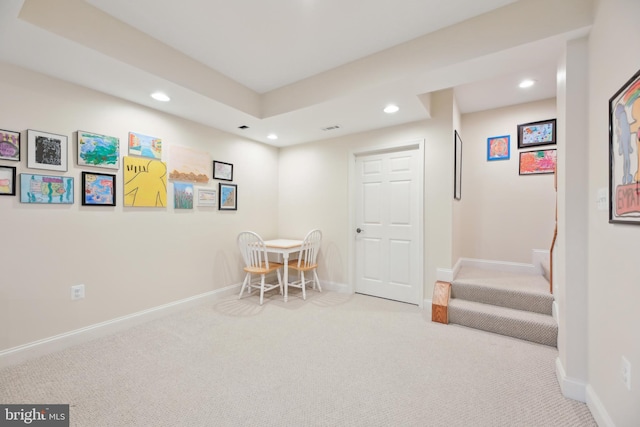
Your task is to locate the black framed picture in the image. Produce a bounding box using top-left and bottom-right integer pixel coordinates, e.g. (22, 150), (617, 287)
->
(81, 172), (116, 206)
(517, 119), (556, 149)
(0, 165), (17, 196)
(454, 130), (462, 200)
(609, 67), (640, 224)
(213, 160), (233, 181)
(218, 183), (237, 210)
(0, 129), (20, 161)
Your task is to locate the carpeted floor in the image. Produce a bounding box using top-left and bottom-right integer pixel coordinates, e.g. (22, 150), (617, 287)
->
(0, 291), (596, 426)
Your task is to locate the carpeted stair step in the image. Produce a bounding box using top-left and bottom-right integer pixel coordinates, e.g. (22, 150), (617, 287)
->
(452, 273), (553, 315)
(448, 298), (558, 347)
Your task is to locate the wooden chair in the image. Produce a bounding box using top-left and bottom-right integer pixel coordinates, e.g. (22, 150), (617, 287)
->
(287, 229), (322, 300)
(237, 231), (283, 305)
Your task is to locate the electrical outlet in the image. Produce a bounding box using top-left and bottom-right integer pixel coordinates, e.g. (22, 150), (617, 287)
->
(621, 356), (631, 391)
(71, 284), (85, 300)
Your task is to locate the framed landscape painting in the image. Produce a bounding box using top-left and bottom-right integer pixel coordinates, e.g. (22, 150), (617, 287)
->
(128, 131), (162, 159)
(78, 131), (120, 169)
(27, 130), (68, 172)
(20, 173), (74, 204)
(174, 182), (194, 209)
(218, 183), (237, 210)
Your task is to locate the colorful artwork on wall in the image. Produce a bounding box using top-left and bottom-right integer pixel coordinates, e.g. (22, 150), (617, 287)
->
(518, 149), (556, 175)
(78, 131), (120, 169)
(168, 145), (210, 183)
(20, 173), (74, 204)
(609, 67), (640, 224)
(128, 131), (162, 159)
(218, 183), (237, 210)
(123, 156), (167, 207)
(0, 166), (16, 195)
(197, 188), (217, 207)
(0, 129), (20, 161)
(82, 172), (116, 206)
(487, 135), (510, 161)
(174, 182), (194, 209)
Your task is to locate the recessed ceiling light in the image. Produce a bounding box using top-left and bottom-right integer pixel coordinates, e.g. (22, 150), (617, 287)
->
(151, 92), (170, 102)
(267, 133), (278, 140)
(519, 79), (536, 88)
(384, 104), (399, 114)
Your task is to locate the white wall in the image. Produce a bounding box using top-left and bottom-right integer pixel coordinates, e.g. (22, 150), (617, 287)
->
(459, 99), (557, 264)
(0, 63), (280, 352)
(585, 0), (640, 424)
(278, 89), (456, 301)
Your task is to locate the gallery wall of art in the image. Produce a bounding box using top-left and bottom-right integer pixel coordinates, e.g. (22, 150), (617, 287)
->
(0, 63), (280, 352)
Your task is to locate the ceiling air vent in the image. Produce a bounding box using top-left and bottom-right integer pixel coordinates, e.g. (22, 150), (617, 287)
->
(238, 125), (249, 129)
(321, 125), (341, 131)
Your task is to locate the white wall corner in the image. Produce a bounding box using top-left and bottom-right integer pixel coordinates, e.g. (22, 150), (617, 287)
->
(586, 385), (617, 427)
(423, 299), (432, 317)
(555, 357), (587, 403)
(552, 300), (559, 323)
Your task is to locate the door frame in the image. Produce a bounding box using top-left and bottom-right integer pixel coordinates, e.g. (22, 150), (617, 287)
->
(347, 139), (425, 307)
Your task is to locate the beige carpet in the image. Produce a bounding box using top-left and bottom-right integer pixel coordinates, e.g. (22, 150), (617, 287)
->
(0, 291), (595, 426)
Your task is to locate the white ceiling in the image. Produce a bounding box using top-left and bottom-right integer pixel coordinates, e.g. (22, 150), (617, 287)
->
(0, 0), (592, 147)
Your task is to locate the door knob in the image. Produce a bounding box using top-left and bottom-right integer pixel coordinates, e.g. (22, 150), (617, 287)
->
(356, 228), (363, 233)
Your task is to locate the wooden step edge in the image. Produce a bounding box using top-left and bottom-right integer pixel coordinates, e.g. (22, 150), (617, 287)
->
(432, 281), (451, 324)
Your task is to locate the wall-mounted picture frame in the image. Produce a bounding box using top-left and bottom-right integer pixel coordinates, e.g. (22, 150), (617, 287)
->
(78, 131), (120, 169)
(487, 135), (510, 161)
(128, 131), (162, 159)
(27, 129), (68, 172)
(454, 130), (462, 200)
(218, 183), (237, 210)
(0, 165), (17, 196)
(197, 188), (217, 207)
(609, 67), (640, 224)
(20, 173), (74, 204)
(213, 160), (233, 181)
(0, 129), (20, 161)
(519, 149), (557, 175)
(174, 181), (194, 209)
(82, 171), (116, 206)
(517, 119), (556, 149)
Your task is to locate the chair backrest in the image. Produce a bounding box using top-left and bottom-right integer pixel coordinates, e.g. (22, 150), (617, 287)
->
(237, 231), (270, 270)
(297, 229), (322, 268)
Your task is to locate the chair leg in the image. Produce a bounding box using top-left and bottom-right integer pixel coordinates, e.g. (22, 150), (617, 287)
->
(260, 274), (266, 305)
(300, 271), (306, 300)
(313, 269), (322, 292)
(239, 273), (250, 299)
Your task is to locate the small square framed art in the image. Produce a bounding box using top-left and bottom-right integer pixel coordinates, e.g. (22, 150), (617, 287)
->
(27, 129), (68, 172)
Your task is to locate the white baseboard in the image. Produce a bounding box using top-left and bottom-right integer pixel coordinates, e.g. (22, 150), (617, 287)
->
(0, 283), (241, 369)
(555, 357), (587, 402)
(459, 257), (540, 275)
(586, 385), (617, 427)
(321, 280), (350, 293)
(423, 299), (432, 317)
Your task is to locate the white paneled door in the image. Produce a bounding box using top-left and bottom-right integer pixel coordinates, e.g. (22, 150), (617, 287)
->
(354, 145), (423, 304)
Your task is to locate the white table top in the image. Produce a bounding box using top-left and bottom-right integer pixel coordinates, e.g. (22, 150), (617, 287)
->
(264, 239), (303, 249)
